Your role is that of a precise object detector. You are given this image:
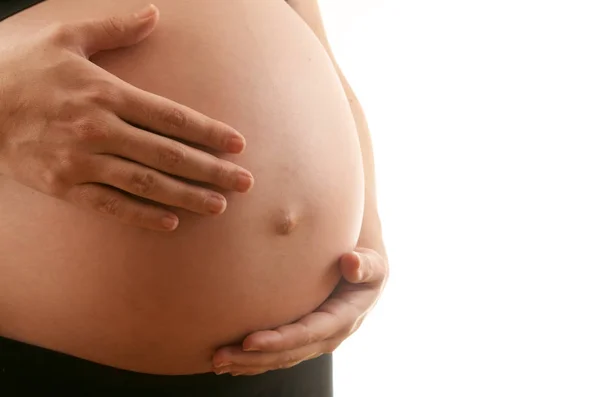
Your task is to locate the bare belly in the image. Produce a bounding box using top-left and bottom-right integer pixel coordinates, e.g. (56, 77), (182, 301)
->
(0, 0), (364, 374)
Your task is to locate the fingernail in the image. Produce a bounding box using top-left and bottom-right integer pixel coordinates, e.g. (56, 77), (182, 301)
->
(161, 215), (179, 230)
(207, 195), (225, 214)
(226, 136), (245, 152)
(214, 361), (231, 368)
(235, 172), (254, 192)
(215, 368), (230, 375)
(135, 4), (157, 20)
(243, 346), (260, 352)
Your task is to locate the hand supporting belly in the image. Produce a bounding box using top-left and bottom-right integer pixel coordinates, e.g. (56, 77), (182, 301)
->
(0, 0), (364, 375)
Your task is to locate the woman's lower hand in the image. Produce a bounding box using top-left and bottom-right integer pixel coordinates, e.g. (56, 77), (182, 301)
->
(0, 4), (253, 232)
(211, 247), (389, 376)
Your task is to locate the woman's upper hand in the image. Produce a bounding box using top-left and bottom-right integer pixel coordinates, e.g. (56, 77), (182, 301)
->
(211, 247), (389, 376)
(0, 4), (253, 231)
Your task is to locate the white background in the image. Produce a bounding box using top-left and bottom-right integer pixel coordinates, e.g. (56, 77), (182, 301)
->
(319, 1), (600, 396)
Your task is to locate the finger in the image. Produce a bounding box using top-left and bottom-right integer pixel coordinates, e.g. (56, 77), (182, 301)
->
(102, 119), (253, 193)
(341, 248), (387, 285)
(219, 356), (325, 376)
(241, 274), (383, 353)
(89, 154), (226, 215)
(65, 183), (179, 231)
(240, 308), (351, 353)
(339, 251), (362, 283)
(213, 343), (329, 371)
(118, 85), (246, 154)
(61, 4), (160, 57)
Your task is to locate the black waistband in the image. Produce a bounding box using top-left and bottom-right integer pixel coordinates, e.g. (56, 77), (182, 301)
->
(0, 335), (333, 396)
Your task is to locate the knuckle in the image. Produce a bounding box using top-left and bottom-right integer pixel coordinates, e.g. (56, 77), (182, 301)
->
(42, 150), (78, 196)
(55, 149), (78, 174)
(41, 169), (68, 196)
(85, 80), (121, 107)
(72, 184), (94, 204)
(299, 323), (315, 345)
(102, 16), (127, 38)
(180, 189), (199, 210)
(44, 23), (73, 45)
(129, 171), (157, 196)
(96, 195), (121, 216)
(54, 94), (83, 121)
(157, 143), (186, 168)
(161, 106), (188, 130)
(211, 162), (232, 184)
(72, 117), (110, 144)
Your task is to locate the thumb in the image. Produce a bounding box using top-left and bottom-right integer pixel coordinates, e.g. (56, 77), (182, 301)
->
(340, 249), (385, 285)
(69, 4), (159, 58)
(339, 251), (363, 283)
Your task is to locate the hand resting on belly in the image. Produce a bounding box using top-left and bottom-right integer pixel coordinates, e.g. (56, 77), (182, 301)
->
(0, 0), (365, 375)
(0, 4), (253, 232)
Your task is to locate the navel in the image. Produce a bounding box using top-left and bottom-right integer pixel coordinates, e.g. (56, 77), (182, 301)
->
(274, 211), (299, 236)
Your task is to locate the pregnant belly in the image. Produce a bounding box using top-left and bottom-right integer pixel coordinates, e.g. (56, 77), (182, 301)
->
(0, 0), (364, 374)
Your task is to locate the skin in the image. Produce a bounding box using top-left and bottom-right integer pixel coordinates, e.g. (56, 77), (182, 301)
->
(1, 0), (365, 375)
(0, 1), (388, 376)
(211, 0), (389, 376)
(0, 5), (254, 232)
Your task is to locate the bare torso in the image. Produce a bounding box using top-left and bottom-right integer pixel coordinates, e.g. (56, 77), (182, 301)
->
(0, 0), (364, 374)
